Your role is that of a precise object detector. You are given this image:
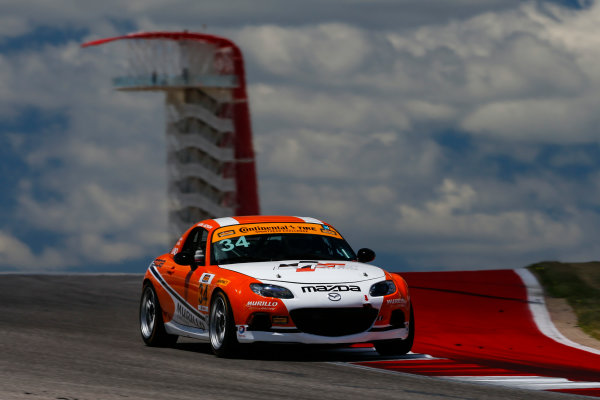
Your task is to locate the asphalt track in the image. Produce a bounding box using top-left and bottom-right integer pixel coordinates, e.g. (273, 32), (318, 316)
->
(0, 273), (595, 400)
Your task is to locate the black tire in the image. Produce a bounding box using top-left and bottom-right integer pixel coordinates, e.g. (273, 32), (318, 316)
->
(209, 291), (239, 357)
(139, 283), (178, 347)
(374, 303), (415, 356)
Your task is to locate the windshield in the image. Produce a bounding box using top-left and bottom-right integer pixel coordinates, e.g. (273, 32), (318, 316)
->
(211, 223), (356, 265)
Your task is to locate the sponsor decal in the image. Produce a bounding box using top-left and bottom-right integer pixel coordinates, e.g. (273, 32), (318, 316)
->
(197, 222), (213, 230)
(198, 305), (209, 312)
(218, 230), (234, 238)
(320, 224), (340, 236)
(200, 273), (215, 284)
(212, 223), (343, 243)
(296, 262), (345, 272)
(301, 285), (361, 293)
(176, 302), (205, 328)
(239, 224), (315, 234)
(216, 278), (230, 286)
(171, 238), (183, 254)
(153, 258), (166, 268)
(386, 298), (406, 305)
(328, 293), (342, 301)
(272, 316), (288, 324)
(279, 262), (299, 268)
(247, 300), (279, 307)
(237, 325), (248, 337)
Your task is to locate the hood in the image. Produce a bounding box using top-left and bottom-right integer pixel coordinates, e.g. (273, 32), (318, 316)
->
(218, 260), (385, 284)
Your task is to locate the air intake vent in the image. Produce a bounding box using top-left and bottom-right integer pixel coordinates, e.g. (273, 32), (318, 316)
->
(290, 307), (378, 337)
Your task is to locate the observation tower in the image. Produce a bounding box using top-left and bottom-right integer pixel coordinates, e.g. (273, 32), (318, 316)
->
(82, 32), (260, 244)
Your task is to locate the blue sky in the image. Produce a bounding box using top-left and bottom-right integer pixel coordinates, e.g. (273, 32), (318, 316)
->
(1, 0), (599, 272)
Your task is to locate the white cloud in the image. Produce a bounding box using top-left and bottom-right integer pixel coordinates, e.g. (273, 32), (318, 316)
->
(462, 96), (600, 143)
(394, 179), (580, 247)
(0, 0), (530, 45)
(0, 231), (67, 271)
(0, 32), (169, 271)
(238, 3), (599, 144)
(2, 0), (600, 271)
(250, 84), (411, 132)
(236, 24), (371, 78)
(0, 15), (30, 42)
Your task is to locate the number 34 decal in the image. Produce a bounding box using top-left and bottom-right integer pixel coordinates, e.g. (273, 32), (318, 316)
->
(221, 236), (250, 252)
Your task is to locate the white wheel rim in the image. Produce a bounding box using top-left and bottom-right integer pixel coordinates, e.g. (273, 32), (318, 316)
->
(210, 296), (227, 349)
(140, 287), (156, 339)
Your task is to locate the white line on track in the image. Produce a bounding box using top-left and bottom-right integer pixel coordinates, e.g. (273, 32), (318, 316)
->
(442, 376), (600, 390)
(515, 268), (600, 356)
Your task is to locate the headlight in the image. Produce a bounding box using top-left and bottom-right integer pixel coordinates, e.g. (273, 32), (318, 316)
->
(369, 280), (396, 297)
(250, 283), (294, 299)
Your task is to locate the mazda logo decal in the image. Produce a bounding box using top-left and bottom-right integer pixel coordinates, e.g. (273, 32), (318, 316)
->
(328, 293), (341, 301)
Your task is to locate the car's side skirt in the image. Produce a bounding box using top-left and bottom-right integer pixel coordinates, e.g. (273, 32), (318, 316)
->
(165, 320), (210, 341)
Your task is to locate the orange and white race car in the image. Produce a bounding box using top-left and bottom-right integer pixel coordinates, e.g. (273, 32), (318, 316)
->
(140, 216), (414, 357)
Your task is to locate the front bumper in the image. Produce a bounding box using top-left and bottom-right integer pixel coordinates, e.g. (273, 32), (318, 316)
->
(235, 323), (409, 344)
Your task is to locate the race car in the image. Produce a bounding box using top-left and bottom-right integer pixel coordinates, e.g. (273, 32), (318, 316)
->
(139, 215), (414, 357)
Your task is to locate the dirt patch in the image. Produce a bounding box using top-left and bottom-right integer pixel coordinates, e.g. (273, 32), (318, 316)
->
(529, 261), (600, 348)
(545, 296), (600, 351)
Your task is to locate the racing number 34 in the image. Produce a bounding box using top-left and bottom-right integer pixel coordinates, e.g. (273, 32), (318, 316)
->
(220, 236), (250, 252)
(199, 284), (209, 311)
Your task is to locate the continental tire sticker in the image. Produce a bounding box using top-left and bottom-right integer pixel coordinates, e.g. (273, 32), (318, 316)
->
(213, 223), (342, 242)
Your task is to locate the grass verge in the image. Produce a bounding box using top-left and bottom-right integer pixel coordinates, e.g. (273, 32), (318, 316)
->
(528, 261), (600, 341)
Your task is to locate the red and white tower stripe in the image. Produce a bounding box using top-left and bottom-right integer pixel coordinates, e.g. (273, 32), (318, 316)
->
(82, 32), (260, 244)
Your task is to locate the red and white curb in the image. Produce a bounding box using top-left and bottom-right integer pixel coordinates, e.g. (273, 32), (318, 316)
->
(336, 352), (600, 396)
(331, 269), (600, 397)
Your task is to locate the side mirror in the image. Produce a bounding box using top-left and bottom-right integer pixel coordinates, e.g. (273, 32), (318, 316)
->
(357, 248), (376, 263)
(173, 252), (194, 266)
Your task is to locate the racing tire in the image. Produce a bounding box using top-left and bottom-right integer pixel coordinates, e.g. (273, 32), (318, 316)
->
(209, 291), (239, 358)
(374, 303), (415, 356)
(139, 283), (178, 347)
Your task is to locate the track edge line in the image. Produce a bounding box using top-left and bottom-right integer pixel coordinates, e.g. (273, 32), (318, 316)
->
(515, 268), (600, 356)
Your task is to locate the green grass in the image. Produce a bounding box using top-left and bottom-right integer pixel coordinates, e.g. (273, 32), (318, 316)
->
(528, 261), (600, 341)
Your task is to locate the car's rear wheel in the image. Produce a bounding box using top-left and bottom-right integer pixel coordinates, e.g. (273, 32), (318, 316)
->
(140, 283), (178, 347)
(374, 303), (415, 356)
(209, 291), (239, 357)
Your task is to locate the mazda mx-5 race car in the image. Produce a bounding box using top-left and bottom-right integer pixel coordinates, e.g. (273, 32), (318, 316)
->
(140, 215), (414, 357)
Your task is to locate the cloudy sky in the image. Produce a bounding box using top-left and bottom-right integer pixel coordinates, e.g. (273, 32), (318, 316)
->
(1, 0), (599, 272)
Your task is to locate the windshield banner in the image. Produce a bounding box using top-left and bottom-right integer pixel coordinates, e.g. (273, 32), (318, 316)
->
(213, 223), (343, 242)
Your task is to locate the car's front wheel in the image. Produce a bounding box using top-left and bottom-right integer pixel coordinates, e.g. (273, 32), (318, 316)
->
(209, 291), (239, 357)
(374, 303), (415, 356)
(139, 283), (178, 347)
